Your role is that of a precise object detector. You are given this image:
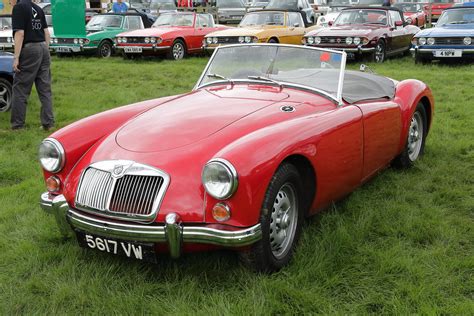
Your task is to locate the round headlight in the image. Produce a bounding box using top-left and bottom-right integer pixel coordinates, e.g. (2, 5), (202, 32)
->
(314, 36), (321, 44)
(7, 37), (12, 43)
(53, 38), (58, 44)
(212, 37), (218, 44)
(307, 37), (314, 44)
(353, 37), (361, 45)
(150, 37), (156, 44)
(74, 38), (78, 44)
(202, 159), (238, 200)
(320, 17), (325, 23)
(463, 37), (471, 45)
(244, 36), (252, 43)
(39, 138), (65, 173)
(427, 37), (435, 45)
(345, 37), (353, 45)
(238, 36), (244, 43)
(122, 37), (127, 43)
(418, 37), (426, 45)
(145, 37), (150, 43)
(79, 38), (84, 44)
(206, 37), (212, 44)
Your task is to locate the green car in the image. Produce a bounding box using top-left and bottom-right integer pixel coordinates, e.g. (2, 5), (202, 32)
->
(51, 13), (150, 58)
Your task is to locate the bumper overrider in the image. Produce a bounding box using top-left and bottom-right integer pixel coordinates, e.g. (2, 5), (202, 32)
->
(40, 193), (262, 258)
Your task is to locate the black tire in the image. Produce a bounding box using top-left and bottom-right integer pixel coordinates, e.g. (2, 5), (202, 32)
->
(122, 52), (135, 60)
(393, 103), (427, 168)
(415, 53), (429, 64)
(372, 40), (386, 63)
(97, 40), (113, 58)
(239, 163), (304, 273)
(168, 39), (186, 60)
(268, 38), (278, 43)
(0, 77), (12, 112)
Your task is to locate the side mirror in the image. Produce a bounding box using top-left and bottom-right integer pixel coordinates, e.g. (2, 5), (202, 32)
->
(202, 23), (208, 27)
(395, 20), (403, 27)
(405, 18), (412, 25)
(328, 21), (333, 26)
(293, 23), (300, 27)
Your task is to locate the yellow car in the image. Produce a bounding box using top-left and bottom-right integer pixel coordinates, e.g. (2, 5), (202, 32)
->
(203, 10), (306, 50)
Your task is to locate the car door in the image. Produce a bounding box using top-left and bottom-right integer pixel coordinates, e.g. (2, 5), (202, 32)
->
(388, 10), (411, 53)
(355, 101), (402, 181)
(285, 12), (306, 44)
(125, 15), (144, 31)
(190, 14), (210, 52)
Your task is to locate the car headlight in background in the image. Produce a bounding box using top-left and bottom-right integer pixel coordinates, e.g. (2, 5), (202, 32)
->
(238, 36), (245, 43)
(202, 158), (238, 200)
(353, 37), (361, 45)
(122, 37), (127, 43)
(53, 38), (58, 44)
(212, 37), (218, 44)
(427, 37), (435, 45)
(7, 37), (12, 43)
(307, 37), (314, 44)
(345, 37), (353, 45)
(418, 37), (426, 45)
(463, 37), (471, 45)
(145, 37), (150, 43)
(79, 38), (84, 45)
(206, 37), (212, 44)
(150, 37), (156, 44)
(39, 138), (65, 173)
(74, 38), (78, 44)
(314, 36), (321, 44)
(244, 36), (252, 43)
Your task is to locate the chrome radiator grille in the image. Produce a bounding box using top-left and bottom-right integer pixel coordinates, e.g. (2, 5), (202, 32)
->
(75, 161), (169, 222)
(109, 175), (164, 215)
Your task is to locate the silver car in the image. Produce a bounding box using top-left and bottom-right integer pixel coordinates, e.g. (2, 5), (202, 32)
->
(216, 0), (247, 24)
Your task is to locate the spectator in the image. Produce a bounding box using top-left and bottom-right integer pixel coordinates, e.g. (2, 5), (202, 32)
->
(382, 0), (394, 7)
(112, 0), (128, 13)
(10, 0), (54, 131)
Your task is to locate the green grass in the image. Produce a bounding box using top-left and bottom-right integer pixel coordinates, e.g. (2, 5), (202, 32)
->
(0, 55), (473, 314)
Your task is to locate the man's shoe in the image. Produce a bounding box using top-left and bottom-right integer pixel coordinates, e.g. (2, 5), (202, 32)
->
(40, 125), (55, 131)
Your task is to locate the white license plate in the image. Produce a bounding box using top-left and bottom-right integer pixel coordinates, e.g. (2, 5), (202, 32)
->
(55, 46), (72, 53)
(124, 46), (142, 53)
(76, 232), (156, 262)
(433, 50), (462, 57)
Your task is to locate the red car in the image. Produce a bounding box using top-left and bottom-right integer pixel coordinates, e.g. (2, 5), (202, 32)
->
(39, 44), (434, 272)
(115, 12), (228, 60)
(427, 0), (456, 21)
(304, 7), (421, 62)
(394, 3), (427, 27)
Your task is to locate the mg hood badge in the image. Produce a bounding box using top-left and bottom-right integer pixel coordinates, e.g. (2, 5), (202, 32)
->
(113, 165), (124, 177)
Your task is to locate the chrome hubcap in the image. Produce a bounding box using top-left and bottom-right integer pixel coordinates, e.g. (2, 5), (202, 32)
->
(269, 183), (298, 259)
(375, 43), (384, 62)
(101, 44), (111, 57)
(173, 43), (184, 60)
(0, 83), (11, 112)
(408, 111), (423, 161)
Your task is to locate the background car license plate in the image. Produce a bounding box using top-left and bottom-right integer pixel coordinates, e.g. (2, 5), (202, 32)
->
(433, 50), (462, 57)
(124, 47), (142, 53)
(56, 47), (72, 53)
(75, 231), (157, 263)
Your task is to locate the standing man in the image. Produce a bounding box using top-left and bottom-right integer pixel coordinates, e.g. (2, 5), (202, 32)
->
(112, 0), (128, 13)
(10, 0), (54, 131)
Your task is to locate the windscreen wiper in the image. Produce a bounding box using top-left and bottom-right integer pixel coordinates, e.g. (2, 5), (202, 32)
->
(247, 75), (283, 89)
(207, 73), (234, 86)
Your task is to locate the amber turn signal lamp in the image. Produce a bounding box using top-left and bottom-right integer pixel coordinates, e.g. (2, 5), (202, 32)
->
(46, 176), (61, 193)
(212, 203), (231, 222)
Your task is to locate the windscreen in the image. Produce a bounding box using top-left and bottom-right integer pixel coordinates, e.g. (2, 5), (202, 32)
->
(216, 0), (245, 8)
(265, 0), (297, 10)
(87, 15), (123, 29)
(197, 45), (346, 103)
(437, 8), (474, 25)
(0, 16), (12, 29)
(240, 12), (285, 26)
(335, 9), (388, 25)
(152, 13), (194, 26)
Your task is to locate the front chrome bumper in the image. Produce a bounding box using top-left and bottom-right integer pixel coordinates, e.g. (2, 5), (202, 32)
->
(40, 193), (262, 258)
(115, 46), (171, 53)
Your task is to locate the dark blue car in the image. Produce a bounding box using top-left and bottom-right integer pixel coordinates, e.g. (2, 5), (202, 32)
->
(410, 5), (474, 63)
(0, 52), (13, 112)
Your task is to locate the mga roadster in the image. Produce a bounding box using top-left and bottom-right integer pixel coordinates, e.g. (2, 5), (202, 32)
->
(39, 44), (434, 272)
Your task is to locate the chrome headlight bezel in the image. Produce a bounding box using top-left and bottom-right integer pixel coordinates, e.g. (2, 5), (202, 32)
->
(307, 36), (314, 44)
(427, 37), (435, 45)
(418, 37), (426, 45)
(39, 138), (65, 173)
(353, 37), (361, 45)
(244, 36), (252, 43)
(314, 36), (321, 44)
(238, 36), (245, 43)
(206, 37), (212, 44)
(202, 158), (238, 200)
(345, 37), (353, 45)
(463, 37), (471, 45)
(212, 37), (218, 44)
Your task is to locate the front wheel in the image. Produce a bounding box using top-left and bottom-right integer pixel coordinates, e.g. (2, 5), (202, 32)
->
(239, 163), (304, 272)
(168, 39), (186, 60)
(97, 41), (113, 58)
(393, 103), (427, 168)
(372, 40), (386, 63)
(0, 77), (12, 112)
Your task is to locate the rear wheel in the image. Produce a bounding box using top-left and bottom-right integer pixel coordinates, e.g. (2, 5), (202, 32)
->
(268, 38), (278, 43)
(0, 78), (12, 112)
(393, 103), (427, 168)
(239, 163), (304, 272)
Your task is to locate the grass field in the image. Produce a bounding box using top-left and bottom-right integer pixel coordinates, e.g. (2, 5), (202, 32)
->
(0, 55), (472, 314)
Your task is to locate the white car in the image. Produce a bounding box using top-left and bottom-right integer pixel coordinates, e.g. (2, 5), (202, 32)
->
(316, 5), (348, 26)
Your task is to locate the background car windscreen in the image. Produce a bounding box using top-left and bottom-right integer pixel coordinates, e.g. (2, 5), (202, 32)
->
(152, 14), (194, 26)
(87, 15), (123, 29)
(437, 8), (474, 25)
(240, 12), (285, 26)
(335, 10), (388, 25)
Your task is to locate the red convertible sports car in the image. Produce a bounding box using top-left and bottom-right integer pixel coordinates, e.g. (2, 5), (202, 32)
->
(394, 2), (427, 28)
(39, 44), (434, 272)
(115, 12), (228, 60)
(304, 7), (421, 62)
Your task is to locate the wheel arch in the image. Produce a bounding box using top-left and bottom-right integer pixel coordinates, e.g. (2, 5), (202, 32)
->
(174, 37), (187, 51)
(281, 154), (317, 217)
(268, 37), (279, 43)
(0, 72), (13, 83)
